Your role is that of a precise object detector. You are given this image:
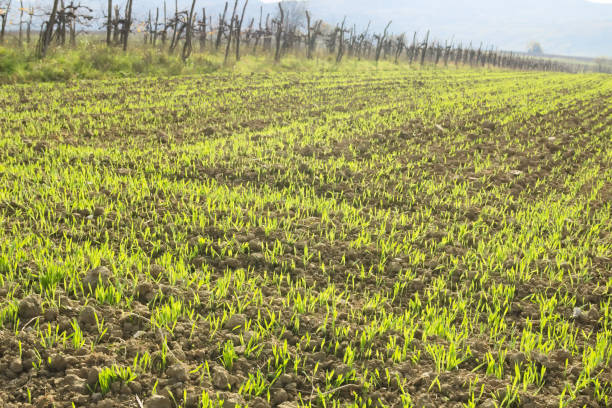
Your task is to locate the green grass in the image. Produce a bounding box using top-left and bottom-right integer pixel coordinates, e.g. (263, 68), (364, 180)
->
(0, 67), (610, 408)
(0, 40), (433, 84)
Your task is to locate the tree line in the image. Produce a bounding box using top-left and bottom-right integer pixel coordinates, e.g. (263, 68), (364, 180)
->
(0, 0), (610, 74)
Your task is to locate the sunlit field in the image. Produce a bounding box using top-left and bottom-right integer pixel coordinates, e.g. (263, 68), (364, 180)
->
(0, 68), (610, 408)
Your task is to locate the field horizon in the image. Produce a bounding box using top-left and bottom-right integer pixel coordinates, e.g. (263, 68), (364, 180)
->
(3, 39), (610, 86)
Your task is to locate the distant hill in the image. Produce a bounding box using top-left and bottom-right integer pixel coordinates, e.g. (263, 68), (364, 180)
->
(71, 0), (612, 58)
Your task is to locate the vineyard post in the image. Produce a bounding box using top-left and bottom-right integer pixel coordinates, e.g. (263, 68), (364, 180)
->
(327, 24), (338, 54)
(161, 1), (167, 45)
(394, 33), (405, 64)
(466, 43), (473, 65)
(199, 8), (206, 50)
(17, 0), (24, 46)
(169, 0), (179, 51)
(235, 0), (249, 61)
(357, 21), (370, 60)
(383, 37), (391, 60)
(58, 0), (65, 46)
(274, 2), (283, 63)
(68, 3), (82, 47)
(0, 3), (6, 42)
(182, 0), (196, 61)
(455, 43), (462, 67)
(215, 1), (228, 51)
(38, 0), (59, 58)
(67, 1), (76, 47)
(475, 43), (482, 66)
(420, 30), (429, 66)
(482, 45), (490, 66)
(305, 10), (311, 59)
(306, 12), (321, 60)
(208, 15), (212, 48)
(348, 24), (355, 56)
(106, 0), (112, 45)
(0, 0), (11, 44)
(224, 0), (238, 64)
(122, 0), (133, 51)
(154, 8), (159, 46)
(408, 31), (417, 64)
(375, 21), (391, 62)
(435, 42), (442, 65)
(169, 17), (185, 53)
(336, 16), (346, 64)
(443, 40), (453, 66)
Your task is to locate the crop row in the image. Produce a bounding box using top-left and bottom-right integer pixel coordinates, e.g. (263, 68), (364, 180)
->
(0, 69), (610, 408)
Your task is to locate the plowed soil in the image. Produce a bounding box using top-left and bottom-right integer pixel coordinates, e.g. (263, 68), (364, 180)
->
(0, 69), (610, 408)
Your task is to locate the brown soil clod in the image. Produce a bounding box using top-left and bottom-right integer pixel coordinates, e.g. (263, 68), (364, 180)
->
(167, 363), (189, 383)
(83, 266), (112, 293)
(18, 294), (42, 320)
(223, 314), (247, 331)
(144, 394), (172, 408)
(48, 353), (68, 371)
(212, 365), (231, 390)
(78, 305), (98, 327)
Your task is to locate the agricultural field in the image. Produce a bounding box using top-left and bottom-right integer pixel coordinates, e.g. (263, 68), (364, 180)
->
(0, 68), (610, 408)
